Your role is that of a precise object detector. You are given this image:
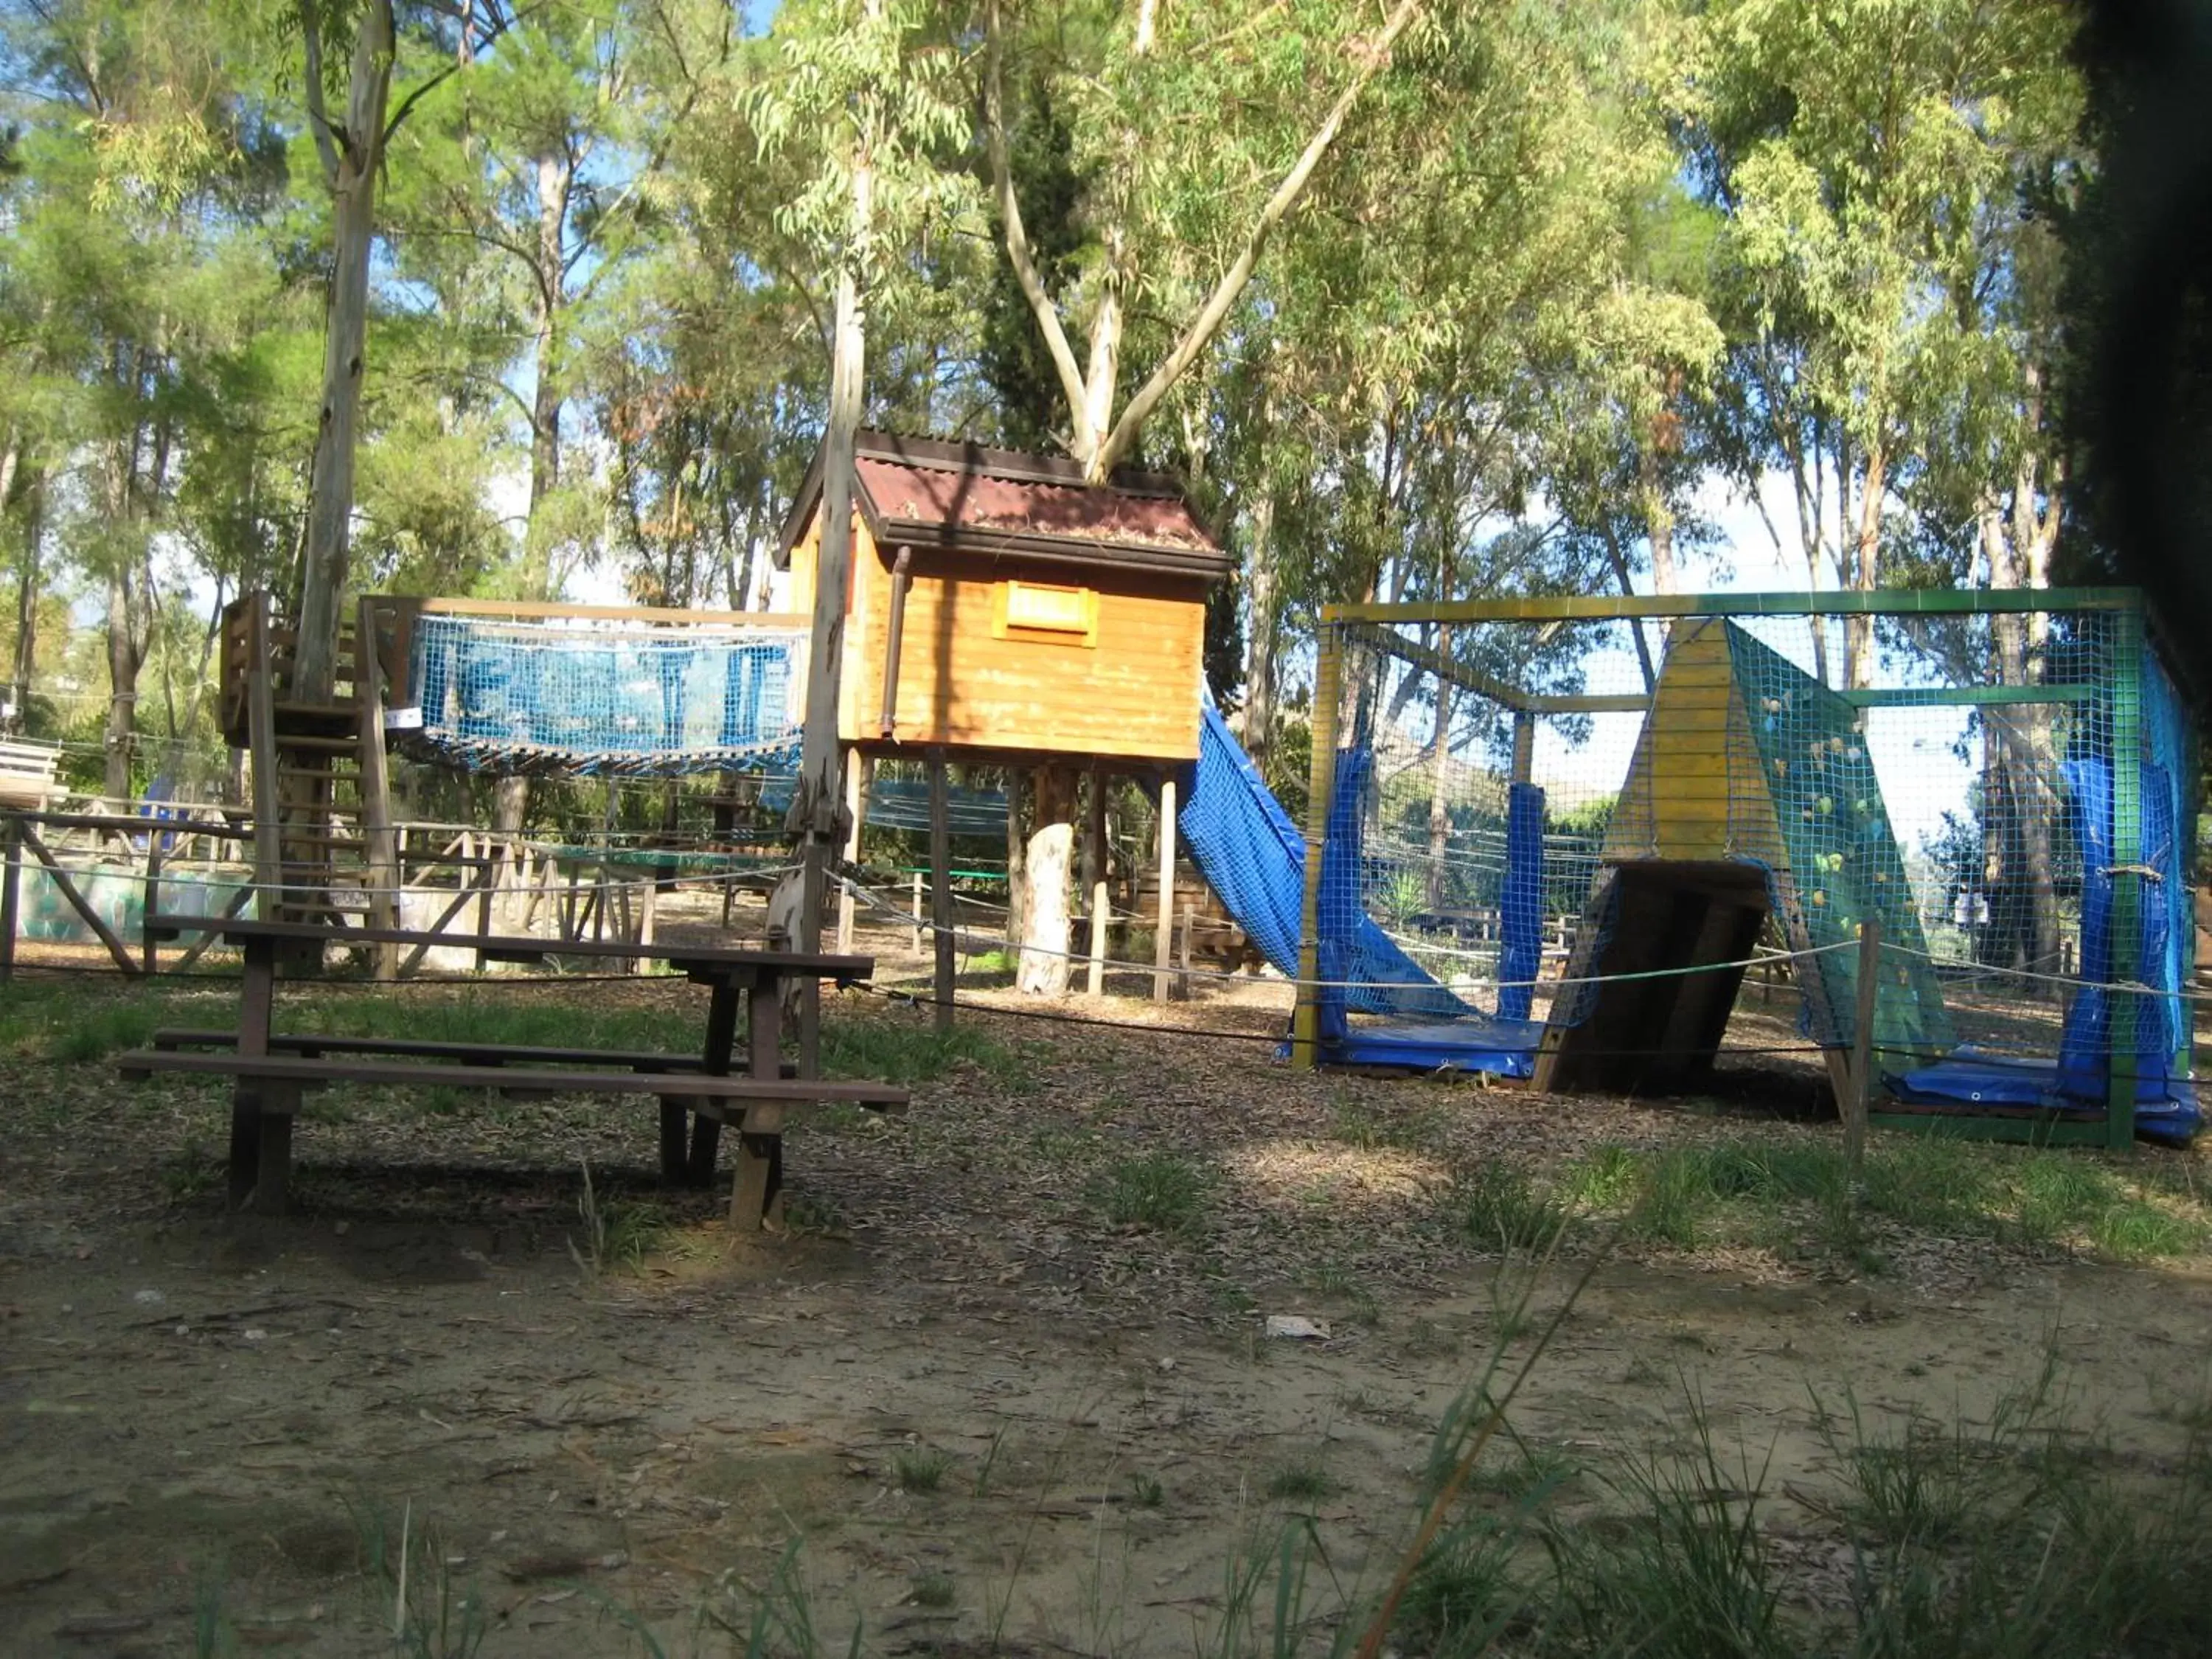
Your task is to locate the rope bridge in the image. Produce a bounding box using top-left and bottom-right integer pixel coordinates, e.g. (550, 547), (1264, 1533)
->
(403, 611), (807, 776)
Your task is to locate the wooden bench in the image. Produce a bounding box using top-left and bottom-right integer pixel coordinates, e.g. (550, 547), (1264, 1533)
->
(0, 739), (63, 810)
(117, 1049), (908, 1224)
(146, 1026), (800, 1079)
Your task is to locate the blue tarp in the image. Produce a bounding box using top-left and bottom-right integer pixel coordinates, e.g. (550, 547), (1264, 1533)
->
(1172, 706), (1538, 1076)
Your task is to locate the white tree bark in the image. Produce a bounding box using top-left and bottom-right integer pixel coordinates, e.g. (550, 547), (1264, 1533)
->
(1017, 766), (1077, 995)
(984, 0), (1422, 480)
(790, 10), (880, 958)
(295, 0), (395, 703)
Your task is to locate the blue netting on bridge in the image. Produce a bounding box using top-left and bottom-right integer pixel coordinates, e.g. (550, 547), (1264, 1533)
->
(403, 612), (807, 776)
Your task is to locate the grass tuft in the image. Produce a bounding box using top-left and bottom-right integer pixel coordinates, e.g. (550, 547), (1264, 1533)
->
(1100, 1152), (1210, 1232)
(1458, 1163), (1568, 1251)
(891, 1446), (952, 1493)
(1263, 1458), (1336, 1505)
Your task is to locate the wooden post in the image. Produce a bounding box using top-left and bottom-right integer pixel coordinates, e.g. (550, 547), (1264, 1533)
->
(928, 748), (954, 1033)
(1176, 898), (1194, 1001)
(1085, 766), (1108, 998)
(835, 750), (866, 953)
(141, 828), (164, 975)
(248, 599), (282, 922)
(1846, 917), (1881, 1183)
(1153, 773), (1177, 1004)
(356, 597), (401, 979)
(0, 813), (20, 984)
(1292, 622), (1343, 1066)
(910, 872), (924, 955)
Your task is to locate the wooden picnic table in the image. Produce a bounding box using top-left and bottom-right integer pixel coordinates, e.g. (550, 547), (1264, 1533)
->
(124, 915), (902, 1225)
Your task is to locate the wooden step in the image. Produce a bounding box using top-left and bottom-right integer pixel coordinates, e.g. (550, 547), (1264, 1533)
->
(272, 703), (359, 736)
(276, 734), (361, 753)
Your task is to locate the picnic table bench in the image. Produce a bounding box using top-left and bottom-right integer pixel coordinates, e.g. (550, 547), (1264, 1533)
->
(116, 917), (908, 1227)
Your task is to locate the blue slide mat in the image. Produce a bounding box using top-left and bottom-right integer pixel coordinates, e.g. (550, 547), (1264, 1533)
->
(1174, 705), (1539, 1075)
(1886, 1049), (2201, 1144)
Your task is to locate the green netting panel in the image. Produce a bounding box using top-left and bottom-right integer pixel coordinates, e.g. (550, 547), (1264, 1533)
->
(1723, 623), (1953, 1060)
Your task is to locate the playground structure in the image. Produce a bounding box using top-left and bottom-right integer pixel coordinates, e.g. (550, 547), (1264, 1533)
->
(5, 432), (2200, 1156)
(1276, 589), (2198, 1145)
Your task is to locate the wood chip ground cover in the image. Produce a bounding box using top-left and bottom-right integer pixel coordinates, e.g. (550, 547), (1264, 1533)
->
(3, 958), (2212, 1654)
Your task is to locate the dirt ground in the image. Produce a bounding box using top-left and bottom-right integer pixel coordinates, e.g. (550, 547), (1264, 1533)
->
(5, 936), (2212, 1655)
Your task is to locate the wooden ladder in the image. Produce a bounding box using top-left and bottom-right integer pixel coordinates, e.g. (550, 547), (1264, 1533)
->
(222, 593), (401, 938)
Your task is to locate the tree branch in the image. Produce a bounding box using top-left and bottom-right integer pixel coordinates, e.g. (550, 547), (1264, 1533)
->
(299, 0), (344, 186)
(985, 0), (1092, 456)
(1089, 0), (1423, 481)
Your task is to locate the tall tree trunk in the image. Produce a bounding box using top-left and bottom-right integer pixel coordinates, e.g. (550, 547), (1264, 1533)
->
(1242, 492), (1279, 769)
(1004, 768), (1029, 955)
(1017, 765), (1076, 994)
(1638, 435), (1677, 596)
(1843, 441), (1885, 690)
(10, 466), (43, 715)
(1425, 629), (1453, 910)
(526, 150), (568, 593)
(790, 52), (878, 964)
(295, 0), (395, 703)
(495, 150), (575, 841)
(104, 561), (142, 802)
(1597, 521), (1658, 691)
(1981, 493), (2062, 977)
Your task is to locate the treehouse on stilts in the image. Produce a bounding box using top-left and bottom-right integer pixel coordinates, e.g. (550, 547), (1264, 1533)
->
(776, 431), (1231, 995)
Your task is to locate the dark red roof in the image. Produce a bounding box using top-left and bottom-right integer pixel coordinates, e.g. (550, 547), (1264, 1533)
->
(778, 431), (1229, 580)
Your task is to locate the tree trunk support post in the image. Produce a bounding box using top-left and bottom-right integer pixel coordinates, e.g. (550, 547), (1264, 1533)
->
(1152, 773), (1178, 1004)
(928, 748), (955, 1033)
(1085, 765), (1108, 998)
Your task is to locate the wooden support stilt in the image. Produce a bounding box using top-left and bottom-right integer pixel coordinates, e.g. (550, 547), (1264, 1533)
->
(1086, 765), (1108, 999)
(835, 751), (866, 954)
(1153, 775), (1177, 1004)
(929, 748), (954, 1033)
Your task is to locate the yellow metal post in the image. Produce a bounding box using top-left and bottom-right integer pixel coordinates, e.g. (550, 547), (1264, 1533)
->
(1291, 617), (1344, 1068)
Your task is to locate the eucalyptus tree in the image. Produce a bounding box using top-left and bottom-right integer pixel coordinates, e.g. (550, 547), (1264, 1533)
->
(271, 0), (521, 701)
(982, 0), (1425, 483)
(0, 0), (292, 794)
(746, 0), (973, 975)
(1687, 0), (2081, 689)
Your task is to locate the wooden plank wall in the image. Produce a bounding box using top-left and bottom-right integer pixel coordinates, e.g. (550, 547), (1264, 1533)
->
(790, 509), (1208, 763)
(1604, 620), (1771, 863)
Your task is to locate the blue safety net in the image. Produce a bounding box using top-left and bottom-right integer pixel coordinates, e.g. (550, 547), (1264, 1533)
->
(1887, 649), (2200, 1141)
(405, 612), (806, 776)
(1498, 781), (1546, 1022)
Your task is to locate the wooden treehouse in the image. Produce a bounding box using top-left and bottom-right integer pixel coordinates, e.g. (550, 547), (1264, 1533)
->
(776, 431), (1229, 771)
(777, 431), (1233, 988)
